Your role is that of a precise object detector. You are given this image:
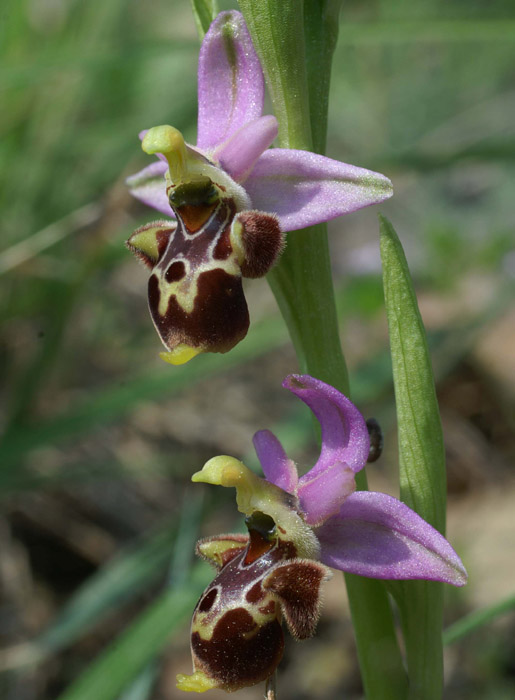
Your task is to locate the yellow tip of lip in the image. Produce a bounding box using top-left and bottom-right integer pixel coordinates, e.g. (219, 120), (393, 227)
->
(160, 345), (200, 366)
(176, 671), (217, 693)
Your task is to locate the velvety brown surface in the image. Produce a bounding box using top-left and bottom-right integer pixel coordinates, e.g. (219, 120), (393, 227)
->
(192, 609), (284, 691)
(148, 268), (249, 353)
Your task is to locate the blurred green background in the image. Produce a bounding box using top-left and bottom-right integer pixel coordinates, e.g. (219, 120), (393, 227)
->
(1, 1), (514, 698)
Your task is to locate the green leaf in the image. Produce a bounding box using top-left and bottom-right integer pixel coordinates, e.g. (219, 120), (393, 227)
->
(190, 0), (219, 39)
(380, 214), (446, 700)
(55, 564), (210, 700)
(380, 215), (446, 529)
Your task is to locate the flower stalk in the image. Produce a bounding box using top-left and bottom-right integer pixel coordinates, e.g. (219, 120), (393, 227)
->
(238, 2), (408, 697)
(238, 0), (350, 394)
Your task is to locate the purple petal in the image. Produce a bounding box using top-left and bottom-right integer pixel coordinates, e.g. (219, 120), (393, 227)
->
(126, 161), (173, 217)
(214, 115), (278, 183)
(317, 491), (468, 586)
(283, 375), (369, 480)
(253, 429), (298, 494)
(197, 11), (264, 151)
(298, 462), (356, 527)
(245, 149), (393, 231)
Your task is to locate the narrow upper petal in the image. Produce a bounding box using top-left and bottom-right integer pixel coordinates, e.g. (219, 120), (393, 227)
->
(126, 161), (173, 217)
(197, 11), (264, 151)
(283, 375), (370, 480)
(214, 115), (278, 183)
(245, 149), (393, 232)
(253, 429), (298, 494)
(316, 491), (468, 586)
(298, 462), (356, 527)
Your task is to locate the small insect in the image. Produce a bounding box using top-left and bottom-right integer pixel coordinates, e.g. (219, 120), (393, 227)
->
(176, 511), (330, 693)
(366, 417), (384, 463)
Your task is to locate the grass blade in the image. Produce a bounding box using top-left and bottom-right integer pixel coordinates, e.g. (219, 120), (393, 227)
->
(118, 662), (158, 700)
(443, 593), (515, 646)
(0, 520), (181, 671)
(55, 564), (209, 700)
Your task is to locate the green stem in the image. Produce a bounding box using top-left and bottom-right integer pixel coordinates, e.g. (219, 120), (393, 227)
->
(267, 227), (349, 395)
(238, 2), (407, 697)
(303, 0), (341, 155)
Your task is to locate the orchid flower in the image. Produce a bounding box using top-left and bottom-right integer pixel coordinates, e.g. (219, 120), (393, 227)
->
(176, 374), (467, 693)
(126, 11), (393, 366)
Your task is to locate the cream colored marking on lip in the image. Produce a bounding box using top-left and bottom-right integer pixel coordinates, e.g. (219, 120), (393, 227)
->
(156, 254), (240, 315)
(155, 208), (240, 316)
(191, 610), (217, 641)
(191, 583), (277, 643)
(244, 597), (278, 632)
(156, 257), (190, 317)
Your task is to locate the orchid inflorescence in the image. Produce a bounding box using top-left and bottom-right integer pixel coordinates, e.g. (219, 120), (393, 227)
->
(124, 8), (467, 698)
(126, 11), (392, 366)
